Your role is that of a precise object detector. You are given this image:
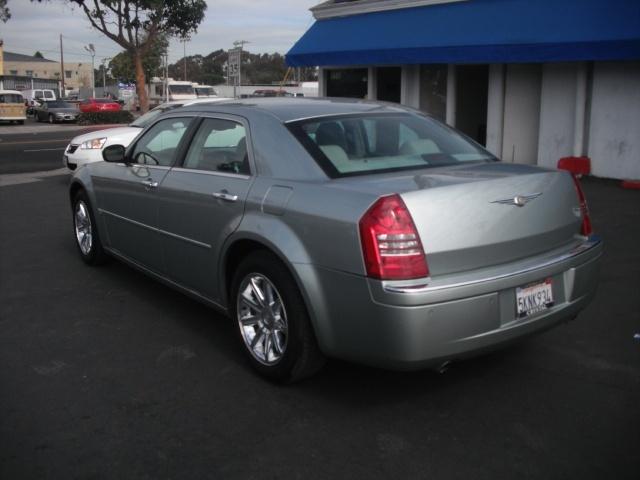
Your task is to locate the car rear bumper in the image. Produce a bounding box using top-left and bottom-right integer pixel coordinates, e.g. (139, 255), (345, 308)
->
(302, 235), (603, 370)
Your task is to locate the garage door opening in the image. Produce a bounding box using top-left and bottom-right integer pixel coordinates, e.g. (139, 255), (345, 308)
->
(456, 65), (489, 145)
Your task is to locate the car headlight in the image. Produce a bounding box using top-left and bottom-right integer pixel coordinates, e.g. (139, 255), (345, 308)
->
(80, 138), (107, 149)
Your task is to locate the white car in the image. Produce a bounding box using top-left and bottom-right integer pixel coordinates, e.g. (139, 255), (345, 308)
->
(63, 97), (229, 171)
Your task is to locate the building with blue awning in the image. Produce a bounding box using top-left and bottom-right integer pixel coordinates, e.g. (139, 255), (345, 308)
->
(286, 0), (640, 179)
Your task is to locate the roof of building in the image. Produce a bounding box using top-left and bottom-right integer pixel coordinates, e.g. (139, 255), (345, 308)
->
(3, 51), (57, 63)
(287, 0), (640, 66)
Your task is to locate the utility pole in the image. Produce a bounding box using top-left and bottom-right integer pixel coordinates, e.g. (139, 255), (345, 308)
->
(84, 44), (96, 97)
(182, 38), (187, 81)
(59, 34), (65, 97)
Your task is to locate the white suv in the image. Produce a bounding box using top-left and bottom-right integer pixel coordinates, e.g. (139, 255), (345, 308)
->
(63, 97), (229, 171)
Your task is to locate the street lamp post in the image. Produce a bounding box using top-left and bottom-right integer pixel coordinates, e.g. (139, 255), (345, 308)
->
(84, 44), (96, 98)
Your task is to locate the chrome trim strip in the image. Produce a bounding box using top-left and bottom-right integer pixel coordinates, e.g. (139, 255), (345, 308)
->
(170, 167), (250, 180)
(382, 237), (602, 294)
(99, 208), (211, 249)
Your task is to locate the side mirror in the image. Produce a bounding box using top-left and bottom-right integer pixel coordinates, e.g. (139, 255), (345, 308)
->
(102, 144), (127, 163)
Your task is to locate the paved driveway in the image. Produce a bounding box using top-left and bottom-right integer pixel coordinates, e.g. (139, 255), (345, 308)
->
(0, 174), (638, 479)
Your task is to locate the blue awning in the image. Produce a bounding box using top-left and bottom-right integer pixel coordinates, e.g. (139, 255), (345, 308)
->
(286, 0), (640, 67)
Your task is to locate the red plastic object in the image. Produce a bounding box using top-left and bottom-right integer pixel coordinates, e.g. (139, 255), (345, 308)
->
(621, 180), (640, 190)
(359, 194), (429, 280)
(557, 156), (591, 176)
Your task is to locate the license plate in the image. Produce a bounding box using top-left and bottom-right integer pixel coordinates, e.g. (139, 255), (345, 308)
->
(516, 278), (553, 318)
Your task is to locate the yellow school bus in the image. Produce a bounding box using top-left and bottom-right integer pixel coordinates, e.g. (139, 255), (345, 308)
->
(0, 90), (27, 124)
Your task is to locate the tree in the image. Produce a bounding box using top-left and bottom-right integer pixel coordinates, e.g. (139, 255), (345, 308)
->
(109, 35), (167, 83)
(0, 0), (9, 22)
(34, 51), (45, 58)
(42, 1), (207, 111)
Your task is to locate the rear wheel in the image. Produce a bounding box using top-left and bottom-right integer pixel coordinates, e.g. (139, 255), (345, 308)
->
(231, 251), (325, 383)
(72, 190), (107, 265)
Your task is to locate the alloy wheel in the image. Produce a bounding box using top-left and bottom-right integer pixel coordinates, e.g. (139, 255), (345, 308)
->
(237, 273), (288, 365)
(74, 200), (93, 255)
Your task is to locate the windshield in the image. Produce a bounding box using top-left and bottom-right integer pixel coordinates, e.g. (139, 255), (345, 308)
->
(169, 84), (194, 95)
(129, 103), (184, 128)
(195, 87), (216, 97)
(0, 94), (24, 104)
(46, 101), (74, 108)
(288, 113), (496, 178)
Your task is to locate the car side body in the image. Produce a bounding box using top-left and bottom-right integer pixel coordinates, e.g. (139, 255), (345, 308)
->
(69, 98), (602, 380)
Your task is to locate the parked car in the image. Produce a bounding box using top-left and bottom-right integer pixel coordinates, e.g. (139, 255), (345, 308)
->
(0, 90), (27, 124)
(63, 97), (230, 171)
(35, 100), (79, 123)
(68, 98), (602, 383)
(78, 98), (122, 113)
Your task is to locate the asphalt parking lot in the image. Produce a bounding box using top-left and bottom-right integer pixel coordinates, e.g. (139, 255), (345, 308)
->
(0, 172), (638, 479)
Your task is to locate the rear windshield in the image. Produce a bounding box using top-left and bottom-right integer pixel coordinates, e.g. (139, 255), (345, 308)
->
(287, 113), (496, 178)
(0, 94), (24, 104)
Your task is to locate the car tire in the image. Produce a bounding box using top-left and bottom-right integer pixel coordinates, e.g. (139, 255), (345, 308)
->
(48, 114), (54, 124)
(72, 190), (108, 265)
(231, 251), (325, 383)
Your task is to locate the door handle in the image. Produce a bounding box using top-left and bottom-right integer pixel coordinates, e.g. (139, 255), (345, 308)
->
(212, 191), (238, 202)
(141, 180), (159, 189)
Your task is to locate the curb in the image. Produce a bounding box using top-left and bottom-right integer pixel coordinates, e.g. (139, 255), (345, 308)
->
(621, 180), (640, 190)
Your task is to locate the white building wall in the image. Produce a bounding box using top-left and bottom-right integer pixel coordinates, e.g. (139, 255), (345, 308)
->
(537, 63), (577, 169)
(486, 64), (505, 157)
(501, 64), (542, 164)
(588, 61), (640, 180)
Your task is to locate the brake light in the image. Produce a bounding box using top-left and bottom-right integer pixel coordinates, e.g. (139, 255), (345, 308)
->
(359, 194), (429, 280)
(571, 174), (593, 236)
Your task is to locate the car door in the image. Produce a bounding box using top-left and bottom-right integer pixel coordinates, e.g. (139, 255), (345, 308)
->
(92, 116), (196, 274)
(157, 115), (254, 302)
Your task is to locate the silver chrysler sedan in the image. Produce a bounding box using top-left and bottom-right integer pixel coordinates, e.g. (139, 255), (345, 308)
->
(69, 98), (602, 382)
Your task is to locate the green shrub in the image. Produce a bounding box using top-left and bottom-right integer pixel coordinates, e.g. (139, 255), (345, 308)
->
(77, 111), (134, 125)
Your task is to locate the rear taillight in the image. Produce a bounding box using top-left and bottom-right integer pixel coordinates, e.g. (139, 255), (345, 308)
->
(571, 175), (593, 236)
(359, 194), (429, 280)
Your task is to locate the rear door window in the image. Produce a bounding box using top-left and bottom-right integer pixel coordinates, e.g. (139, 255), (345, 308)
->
(182, 118), (249, 175)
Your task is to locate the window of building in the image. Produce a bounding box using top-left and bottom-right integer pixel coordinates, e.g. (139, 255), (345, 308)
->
(65, 70), (72, 79)
(26, 70), (34, 77)
(326, 68), (368, 99)
(9, 70), (18, 75)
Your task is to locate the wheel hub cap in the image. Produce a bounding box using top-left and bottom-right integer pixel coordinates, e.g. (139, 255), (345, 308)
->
(74, 201), (93, 255)
(237, 274), (288, 365)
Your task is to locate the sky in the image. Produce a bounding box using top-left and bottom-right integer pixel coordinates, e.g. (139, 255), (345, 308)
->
(0, 0), (318, 65)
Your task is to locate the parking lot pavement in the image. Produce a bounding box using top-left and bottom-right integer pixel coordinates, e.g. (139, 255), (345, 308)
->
(0, 173), (638, 479)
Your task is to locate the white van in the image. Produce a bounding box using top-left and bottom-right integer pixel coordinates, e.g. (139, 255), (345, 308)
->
(22, 89), (57, 114)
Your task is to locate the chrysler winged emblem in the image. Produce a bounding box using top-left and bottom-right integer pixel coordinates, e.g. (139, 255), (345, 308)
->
(491, 192), (542, 207)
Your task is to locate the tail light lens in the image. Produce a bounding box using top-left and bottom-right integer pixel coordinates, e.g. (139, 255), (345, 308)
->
(571, 175), (593, 236)
(359, 194), (429, 280)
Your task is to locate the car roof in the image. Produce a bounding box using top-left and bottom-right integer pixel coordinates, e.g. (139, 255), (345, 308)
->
(177, 97), (412, 123)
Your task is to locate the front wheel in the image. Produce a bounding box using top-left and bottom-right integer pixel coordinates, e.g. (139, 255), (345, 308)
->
(72, 191), (107, 265)
(48, 114), (54, 124)
(231, 252), (325, 383)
